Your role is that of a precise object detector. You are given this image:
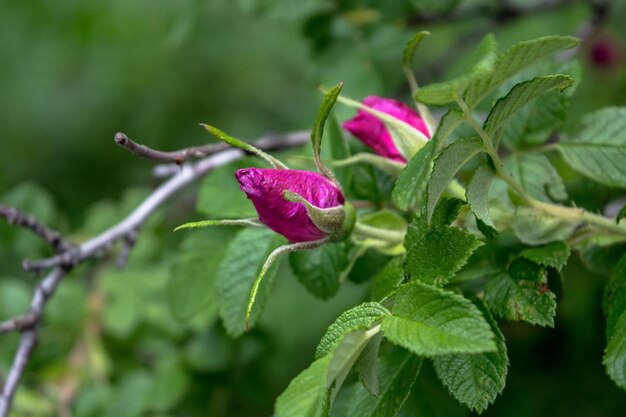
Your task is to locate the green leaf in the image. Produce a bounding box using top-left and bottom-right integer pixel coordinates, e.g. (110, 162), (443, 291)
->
(465, 35), (580, 108)
(174, 218), (261, 231)
(316, 302), (391, 359)
(427, 137), (485, 223)
(559, 107), (626, 188)
(504, 153), (568, 202)
(202, 124), (288, 169)
(431, 197), (466, 229)
(511, 206), (577, 245)
(216, 228), (284, 337)
(312, 82), (343, 179)
(275, 354), (332, 417)
(276, 327), (382, 417)
(603, 255), (626, 390)
(355, 332), (383, 397)
(371, 258), (405, 302)
(466, 162), (497, 235)
(500, 60), (581, 150)
(405, 226), (482, 286)
(381, 281), (496, 355)
(433, 300), (508, 413)
(324, 114), (352, 188)
(415, 34), (497, 106)
(167, 228), (234, 321)
(347, 347), (422, 417)
(403, 31), (430, 70)
(289, 242), (348, 300)
(485, 269), (556, 326)
(519, 241), (570, 271)
(483, 75), (574, 139)
(392, 109), (464, 211)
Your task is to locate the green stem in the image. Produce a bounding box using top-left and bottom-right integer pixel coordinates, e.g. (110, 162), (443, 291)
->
(353, 222), (405, 244)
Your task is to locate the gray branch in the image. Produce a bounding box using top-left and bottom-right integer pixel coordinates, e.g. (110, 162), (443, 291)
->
(0, 130), (309, 417)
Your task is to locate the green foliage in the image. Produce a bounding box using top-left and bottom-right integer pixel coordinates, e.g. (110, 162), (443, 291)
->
(371, 258), (405, 301)
(485, 267), (557, 327)
(381, 281), (496, 356)
(519, 241), (570, 271)
(559, 107), (626, 188)
(464, 35), (579, 108)
(483, 75), (574, 141)
(289, 242), (347, 299)
(405, 226), (482, 286)
(216, 227), (284, 337)
(167, 227), (234, 320)
(392, 109), (464, 210)
(432, 300), (508, 413)
(316, 302), (391, 359)
(511, 206), (577, 245)
(427, 137), (484, 222)
(312, 82), (343, 179)
(603, 255), (626, 389)
(346, 347), (422, 417)
(403, 31), (430, 71)
(466, 162), (497, 235)
(504, 153), (568, 202)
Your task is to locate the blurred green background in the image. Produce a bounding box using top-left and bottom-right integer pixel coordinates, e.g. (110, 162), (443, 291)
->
(1, 0), (625, 416)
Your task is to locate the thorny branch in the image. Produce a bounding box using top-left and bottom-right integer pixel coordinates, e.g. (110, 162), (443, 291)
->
(0, 130), (309, 417)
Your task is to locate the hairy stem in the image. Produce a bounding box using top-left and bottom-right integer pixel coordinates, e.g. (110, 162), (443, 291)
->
(353, 223), (405, 244)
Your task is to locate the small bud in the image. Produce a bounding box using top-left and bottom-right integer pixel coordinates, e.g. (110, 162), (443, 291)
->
(236, 168), (351, 243)
(588, 35), (622, 70)
(342, 96), (431, 162)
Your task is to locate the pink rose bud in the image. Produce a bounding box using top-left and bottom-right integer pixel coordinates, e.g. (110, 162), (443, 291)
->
(235, 168), (347, 243)
(342, 96), (431, 162)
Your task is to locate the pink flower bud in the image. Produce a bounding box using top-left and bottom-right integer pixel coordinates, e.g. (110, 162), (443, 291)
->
(342, 96), (431, 162)
(235, 168), (345, 243)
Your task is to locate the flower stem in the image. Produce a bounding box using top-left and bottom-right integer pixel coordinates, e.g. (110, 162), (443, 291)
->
(353, 222), (405, 244)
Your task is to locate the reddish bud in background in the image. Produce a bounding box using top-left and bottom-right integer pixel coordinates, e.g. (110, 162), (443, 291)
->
(588, 35), (622, 70)
(235, 168), (345, 243)
(342, 96), (430, 162)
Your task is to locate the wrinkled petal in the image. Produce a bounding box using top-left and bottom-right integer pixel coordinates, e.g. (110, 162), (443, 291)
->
(342, 96), (430, 162)
(235, 168), (344, 243)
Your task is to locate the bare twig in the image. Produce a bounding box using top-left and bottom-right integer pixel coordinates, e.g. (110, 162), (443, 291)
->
(0, 206), (71, 253)
(115, 132), (230, 163)
(0, 130), (310, 417)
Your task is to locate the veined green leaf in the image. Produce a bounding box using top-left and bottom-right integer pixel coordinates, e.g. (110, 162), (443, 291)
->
(167, 228), (234, 321)
(312, 82), (343, 179)
(465, 35), (579, 108)
(381, 281), (496, 355)
(433, 300), (509, 413)
(519, 241), (570, 271)
(603, 255), (626, 390)
(559, 107), (626, 188)
(485, 269), (556, 327)
(216, 228), (284, 337)
(617, 205), (626, 224)
(415, 34), (497, 105)
(405, 226), (482, 286)
(512, 206), (577, 245)
(289, 243), (348, 300)
(427, 137), (485, 223)
(355, 332), (383, 397)
(371, 258), (405, 302)
(316, 302), (391, 359)
(466, 162), (497, 234)
(504, 153), (568, 202)
(275, 355), (332, 417)
(392, 109), (464, 211)
(483, 75), (574, 139)
(276, 327), (382, 417)
(347, 347), (422, 417)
